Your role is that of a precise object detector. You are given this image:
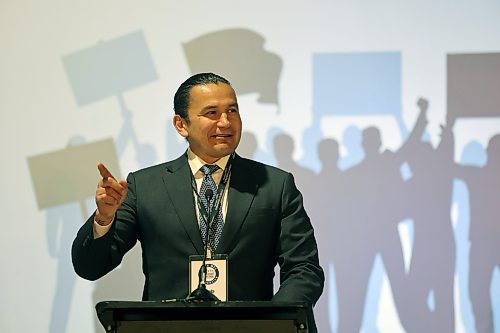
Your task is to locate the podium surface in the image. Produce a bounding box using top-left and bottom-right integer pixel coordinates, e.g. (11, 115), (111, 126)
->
(96, 300), (311, 333)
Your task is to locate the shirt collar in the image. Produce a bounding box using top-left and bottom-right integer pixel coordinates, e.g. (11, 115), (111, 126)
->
(187, 148), (231, 176)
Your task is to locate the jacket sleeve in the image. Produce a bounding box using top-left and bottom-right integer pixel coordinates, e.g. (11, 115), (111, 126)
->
(71, 173), (139, 281)
(272, 172), (325, 305)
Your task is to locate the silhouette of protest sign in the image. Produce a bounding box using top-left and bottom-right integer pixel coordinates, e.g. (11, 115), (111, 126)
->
(447, 53), (500, 122)
(62, 30), (158, 167)
(28, 138), (121, 209)
(313, 52), (404, 133)
(62, 30), (157, 106)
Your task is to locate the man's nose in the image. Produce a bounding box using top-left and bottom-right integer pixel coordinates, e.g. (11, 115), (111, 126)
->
(217, 113), (230, 128)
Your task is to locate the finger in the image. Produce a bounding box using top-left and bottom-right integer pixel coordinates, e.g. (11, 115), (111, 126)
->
(96, 190), (121, 206)
(98, 163), (116, 180)
(119, 179), (128, 191)
(96, 183), (123, 201)
(101, 178), (126, 194)
(96, 191), (115, 204)
(101, 195), (120, 206)
(105, 187), (123, 202)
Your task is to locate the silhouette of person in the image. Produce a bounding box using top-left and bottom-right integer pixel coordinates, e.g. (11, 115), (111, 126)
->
(91, 96), (155, 332)
(338, 125), (364, 171)
(331, 98), (427, 333)
(454, 134), (500, 333)
(47, 202), (86, 333)
(401, 115), (456, 332)
(46, 137), (92, 333)
(453, 140), (487, 332)
(312, 138), (344, 333)
(115, 94), (157, 168)
(237, 131), (259, 159)
(273, 133), (316, 208)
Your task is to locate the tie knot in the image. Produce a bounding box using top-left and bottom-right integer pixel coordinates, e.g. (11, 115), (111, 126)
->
(200, 164), (219, 176)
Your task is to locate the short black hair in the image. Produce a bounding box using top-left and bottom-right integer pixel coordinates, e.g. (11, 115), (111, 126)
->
(173, 72), (231, 119)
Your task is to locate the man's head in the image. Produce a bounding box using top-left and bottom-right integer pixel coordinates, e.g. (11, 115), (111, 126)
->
(487, 134), (500, 166)
(317, 138), (340, 168)
(362, 126), (382, 156)
(173, 73), (242, 163)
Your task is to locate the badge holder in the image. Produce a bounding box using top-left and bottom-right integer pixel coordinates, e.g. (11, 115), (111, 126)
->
(189, 254), (228, 301)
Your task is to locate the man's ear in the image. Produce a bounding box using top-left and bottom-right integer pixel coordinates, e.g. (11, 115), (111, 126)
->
(173, 115), (189, 138)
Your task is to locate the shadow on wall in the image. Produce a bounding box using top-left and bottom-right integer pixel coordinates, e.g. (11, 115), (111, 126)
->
(29, 30), (160, 333)
(62, 30), (158, 167)
(268, 52), (500, 333)
(32, 24), (500, 333)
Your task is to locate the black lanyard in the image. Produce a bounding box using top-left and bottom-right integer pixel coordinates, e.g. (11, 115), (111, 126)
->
(190, 153), (235, 230)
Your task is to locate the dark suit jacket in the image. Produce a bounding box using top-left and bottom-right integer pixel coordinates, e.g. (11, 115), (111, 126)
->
(72, 153), (324, 306)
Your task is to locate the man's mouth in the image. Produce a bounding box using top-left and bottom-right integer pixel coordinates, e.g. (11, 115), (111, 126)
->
(212, 134), (232, 139)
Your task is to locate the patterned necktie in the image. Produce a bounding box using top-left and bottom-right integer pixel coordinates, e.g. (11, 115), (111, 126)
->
(199, 164), (224, 252)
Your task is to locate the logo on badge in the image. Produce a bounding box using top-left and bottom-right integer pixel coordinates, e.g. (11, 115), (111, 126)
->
(205, 263), (220, 285)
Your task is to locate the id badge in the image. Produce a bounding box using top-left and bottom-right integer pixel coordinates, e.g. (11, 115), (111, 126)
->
(189, 254), (228, 301)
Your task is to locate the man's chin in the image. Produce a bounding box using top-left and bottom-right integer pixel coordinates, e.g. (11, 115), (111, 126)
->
(213, 144), (237, 157)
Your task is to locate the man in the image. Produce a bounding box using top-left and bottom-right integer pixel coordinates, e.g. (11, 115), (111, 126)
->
(72, 72), (324, 329)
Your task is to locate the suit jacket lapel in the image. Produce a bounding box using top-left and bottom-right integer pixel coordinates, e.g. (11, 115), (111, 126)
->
(163, 154), (204, 254)
(217, 155), (257, 254)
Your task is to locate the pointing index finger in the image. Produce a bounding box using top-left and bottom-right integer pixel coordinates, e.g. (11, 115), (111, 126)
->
(97, 163), (116, 180)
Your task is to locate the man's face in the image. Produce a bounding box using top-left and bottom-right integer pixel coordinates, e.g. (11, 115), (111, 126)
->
(174, 83), (242, 163)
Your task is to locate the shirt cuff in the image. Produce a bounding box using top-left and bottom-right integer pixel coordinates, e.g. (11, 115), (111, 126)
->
(93, 216), (114, 239)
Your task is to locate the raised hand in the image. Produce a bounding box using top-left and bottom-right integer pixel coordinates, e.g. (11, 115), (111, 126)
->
(417, 97), (429, 112)
(94, 163), (128, 226)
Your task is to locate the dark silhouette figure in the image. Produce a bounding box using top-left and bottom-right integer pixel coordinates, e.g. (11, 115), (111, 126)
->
(453, 140), (487, 332)
(330, 98), (427, 333)
(115, 94), (157, 167)
(237, 131), (259, 159)
(400, 116), (456, 332)
(312, 138), (344, 333)
(273, 133), (316, 208)
(91, 98), (155, 332)
(454, 134), (500, 333)
(338, 125), (364, 171)
(45, 137), (93, 333)
(47, 201), (88, 333)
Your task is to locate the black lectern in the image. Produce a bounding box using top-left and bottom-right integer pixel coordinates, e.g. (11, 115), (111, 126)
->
(96, 300), (312, 333)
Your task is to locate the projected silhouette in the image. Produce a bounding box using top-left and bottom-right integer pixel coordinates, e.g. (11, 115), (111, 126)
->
(399, 116), (456, 333)
(327, 99), (426, 333)
(311, 138), (343, 333)
(338, 125), (364, 171)
(302, 52), (404, 171)
(454, 135), (500, 333)
(447, 53), (500, 121)
(237, 131), (259, 159)
(46, 201), (89, 333)
(28, 137), (121, 333)
(62, 30), (158, 167)
(453, 140), (487, 333)
(446, 52), (500, 333)
(61, 30), (158, 332)
(273, 133), (316, 199)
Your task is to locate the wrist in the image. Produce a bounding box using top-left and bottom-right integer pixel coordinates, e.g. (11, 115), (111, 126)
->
(95, 211), (114, 226)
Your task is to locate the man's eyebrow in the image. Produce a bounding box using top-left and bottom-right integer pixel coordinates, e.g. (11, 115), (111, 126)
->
(200, 103), (239, 112)
(200, 105), (217, 112)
